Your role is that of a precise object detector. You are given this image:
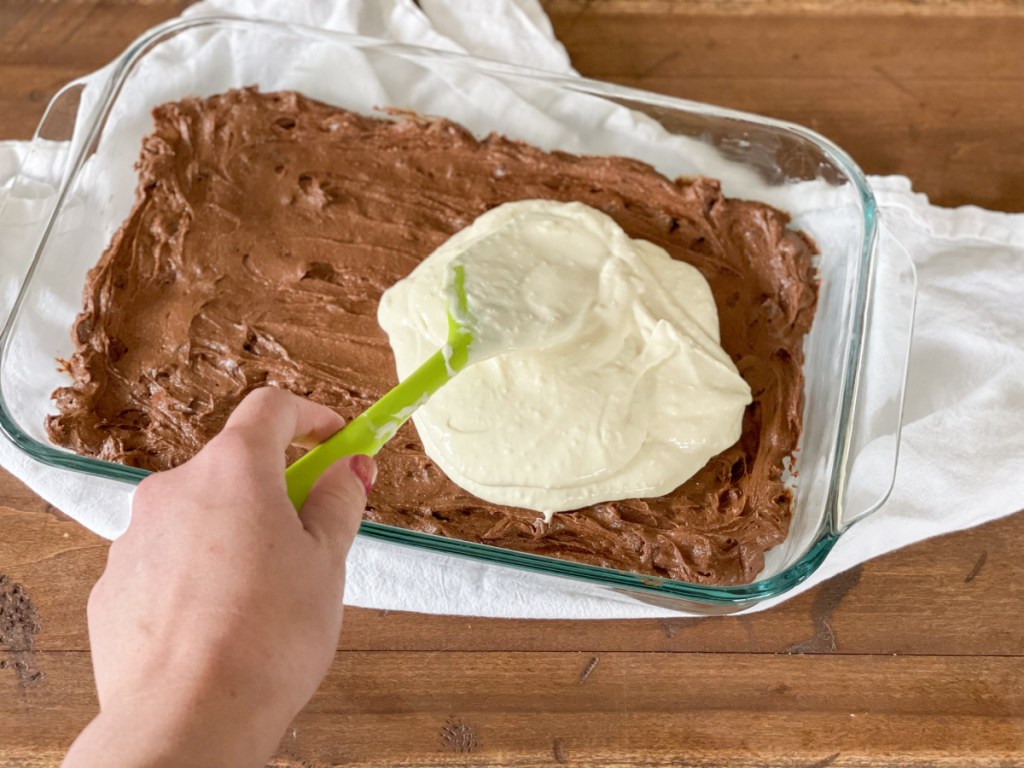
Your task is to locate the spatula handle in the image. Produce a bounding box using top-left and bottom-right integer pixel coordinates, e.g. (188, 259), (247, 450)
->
(285, 343), (464, 510)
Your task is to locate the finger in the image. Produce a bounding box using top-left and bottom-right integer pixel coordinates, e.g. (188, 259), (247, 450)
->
(300, 455), (376, 558)
(219, 387), (345, 468)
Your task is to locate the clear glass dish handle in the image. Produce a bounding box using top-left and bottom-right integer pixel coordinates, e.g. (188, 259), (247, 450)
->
(835, 216), (918, 533)
(0, 81), (85, 333)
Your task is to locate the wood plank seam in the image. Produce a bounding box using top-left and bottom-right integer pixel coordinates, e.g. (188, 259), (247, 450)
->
(542, 0), (1024, 16)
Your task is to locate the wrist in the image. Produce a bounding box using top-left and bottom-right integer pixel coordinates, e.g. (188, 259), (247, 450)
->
(63, 695), (284, 768)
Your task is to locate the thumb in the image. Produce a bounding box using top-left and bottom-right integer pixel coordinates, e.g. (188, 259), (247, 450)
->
(300, 455), (376, 558)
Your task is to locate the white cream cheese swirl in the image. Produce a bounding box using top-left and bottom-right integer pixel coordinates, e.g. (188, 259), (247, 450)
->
(378, 200), (752, 519)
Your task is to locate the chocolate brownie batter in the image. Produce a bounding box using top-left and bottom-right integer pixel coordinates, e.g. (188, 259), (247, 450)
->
(47, 88), (817, 585)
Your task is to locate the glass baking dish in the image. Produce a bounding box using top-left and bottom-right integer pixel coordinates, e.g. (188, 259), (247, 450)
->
(0, 16), (916, 614)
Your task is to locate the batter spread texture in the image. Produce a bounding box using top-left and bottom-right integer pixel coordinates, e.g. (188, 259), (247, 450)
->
(48, 88), (818, 585)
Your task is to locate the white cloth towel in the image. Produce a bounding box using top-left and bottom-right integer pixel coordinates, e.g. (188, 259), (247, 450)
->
(1, 0), (1021, 618)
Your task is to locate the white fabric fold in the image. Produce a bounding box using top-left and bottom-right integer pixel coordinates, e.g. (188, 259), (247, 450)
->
(1, 0), (1021, 618)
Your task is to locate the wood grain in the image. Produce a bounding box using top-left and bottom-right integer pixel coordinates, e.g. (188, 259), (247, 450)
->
(1, 1), (1023, 766)
(0, 0), (194, 138)
(1, 469), (1022, 766)
(2, 651), (1023, 766)
(547, 12), (1024, 212)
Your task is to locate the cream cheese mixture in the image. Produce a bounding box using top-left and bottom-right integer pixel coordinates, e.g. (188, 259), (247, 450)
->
(379, 200), (753, 518)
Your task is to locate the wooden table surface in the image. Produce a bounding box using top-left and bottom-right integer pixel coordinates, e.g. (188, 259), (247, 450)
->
(1, 1), (1022, 766)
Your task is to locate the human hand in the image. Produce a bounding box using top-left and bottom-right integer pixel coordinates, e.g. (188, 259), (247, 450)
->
(63, 388), (375, 768)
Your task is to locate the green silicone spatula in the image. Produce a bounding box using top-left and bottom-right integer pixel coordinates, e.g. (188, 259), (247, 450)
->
(285, 265), (472, 510)
(285, 211), (588, 511)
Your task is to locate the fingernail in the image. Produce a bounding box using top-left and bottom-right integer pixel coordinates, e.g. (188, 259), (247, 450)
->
(348, 455), (377, 497)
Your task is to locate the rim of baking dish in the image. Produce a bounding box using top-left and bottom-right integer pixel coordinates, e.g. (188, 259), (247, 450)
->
(0, 16), (878, 608)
